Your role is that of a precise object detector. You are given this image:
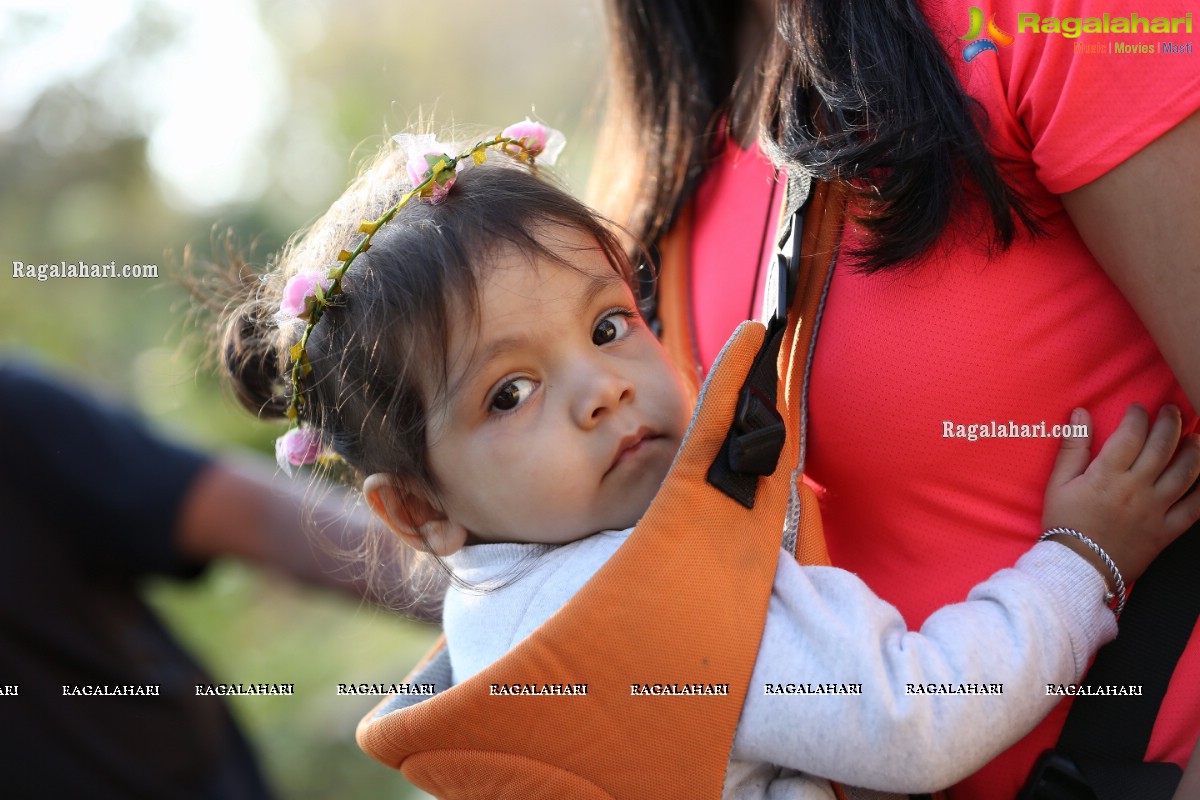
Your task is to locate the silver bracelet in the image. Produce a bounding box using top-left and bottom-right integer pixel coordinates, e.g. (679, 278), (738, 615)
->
(1039, 527), (1127, 616)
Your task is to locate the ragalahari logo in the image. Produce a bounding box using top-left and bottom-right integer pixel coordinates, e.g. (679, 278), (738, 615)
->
(961, 7), (1015, 61)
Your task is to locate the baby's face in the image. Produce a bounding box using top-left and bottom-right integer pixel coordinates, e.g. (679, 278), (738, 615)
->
(424, 227), (692, 546)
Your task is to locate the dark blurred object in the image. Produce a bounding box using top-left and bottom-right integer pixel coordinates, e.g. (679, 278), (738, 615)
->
(0, 361), (272, 798)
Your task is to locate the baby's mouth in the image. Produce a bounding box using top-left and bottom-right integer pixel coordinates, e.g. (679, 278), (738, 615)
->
(606, 427), (658, 477)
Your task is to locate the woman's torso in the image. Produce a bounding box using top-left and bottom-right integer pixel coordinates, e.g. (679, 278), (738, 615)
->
(682, 2), (1200, 796)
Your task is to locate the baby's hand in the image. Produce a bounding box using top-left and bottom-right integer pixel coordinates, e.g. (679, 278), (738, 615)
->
(1042, 405), (1200, 591)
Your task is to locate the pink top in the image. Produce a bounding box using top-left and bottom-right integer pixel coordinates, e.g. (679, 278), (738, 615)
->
(689, 139), (786, 369)
(687, 1), (1200, 797)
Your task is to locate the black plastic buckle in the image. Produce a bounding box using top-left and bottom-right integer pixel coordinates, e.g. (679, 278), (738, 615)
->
(727, 383), (785, 476)
(768, 209), (803, 326)
(1017, 750), (1098, 800)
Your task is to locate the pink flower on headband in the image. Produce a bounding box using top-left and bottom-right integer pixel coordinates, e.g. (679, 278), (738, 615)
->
(407, 151), (455, 196)
(423, 159), (456, 203)
(275, 427), (322, 475)
(395, 133), (458, 203)
(501, 118), (565, 165)
(280, 269), (334, 320)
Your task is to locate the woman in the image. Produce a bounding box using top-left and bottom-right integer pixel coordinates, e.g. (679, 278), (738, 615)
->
(590, 0), (1200, 797)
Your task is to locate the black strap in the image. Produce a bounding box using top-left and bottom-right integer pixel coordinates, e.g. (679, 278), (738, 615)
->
(764, 170), (813, 327)
(1024, 519), (1200, 799)
(1062, 521), (1200, 756)
(707, 170), (817, 509)
(706, 316), (787, 509)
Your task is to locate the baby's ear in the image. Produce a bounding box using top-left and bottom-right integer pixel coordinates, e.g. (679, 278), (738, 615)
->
(362, 473), (468, 556)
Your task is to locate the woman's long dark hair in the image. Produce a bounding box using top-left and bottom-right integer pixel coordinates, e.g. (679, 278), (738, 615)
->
(592, 0), (747, 251)
(593, 0), (1042, 272)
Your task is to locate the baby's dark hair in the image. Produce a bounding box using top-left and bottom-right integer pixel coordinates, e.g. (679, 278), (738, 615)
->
(220, 137), (636, 505)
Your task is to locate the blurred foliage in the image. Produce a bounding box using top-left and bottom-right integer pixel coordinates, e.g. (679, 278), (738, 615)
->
(147, 563), (443, 799)
(0, 0), (605, 797)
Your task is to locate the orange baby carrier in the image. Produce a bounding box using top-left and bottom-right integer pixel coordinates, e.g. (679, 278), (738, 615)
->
(356, 177), (850, 799)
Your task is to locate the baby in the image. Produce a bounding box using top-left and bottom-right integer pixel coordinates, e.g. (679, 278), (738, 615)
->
(217, 123), (1200, 798)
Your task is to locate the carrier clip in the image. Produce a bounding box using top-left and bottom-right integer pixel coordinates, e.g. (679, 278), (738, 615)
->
(729, 382), (785, 476)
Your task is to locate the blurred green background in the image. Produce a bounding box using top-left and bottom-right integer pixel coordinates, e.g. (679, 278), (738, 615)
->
(0, 0), (605, 796)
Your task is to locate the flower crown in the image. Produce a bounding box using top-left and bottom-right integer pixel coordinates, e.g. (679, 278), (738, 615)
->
(273, 118), (565, 474)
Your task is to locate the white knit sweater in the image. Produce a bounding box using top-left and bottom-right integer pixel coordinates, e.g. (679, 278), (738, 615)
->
(444, 531), (1116, 798)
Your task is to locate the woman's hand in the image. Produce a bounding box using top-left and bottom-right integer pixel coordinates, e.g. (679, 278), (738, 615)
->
(1041, 404), (1200, 591)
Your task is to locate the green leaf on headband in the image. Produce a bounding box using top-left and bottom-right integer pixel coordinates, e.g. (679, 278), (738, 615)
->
(358, 219), (380, 235)
(289, 341), (305, 363)
(424, 158), (442, 180)
(472, 147), (487, 166)
(337, 249), (354, 263)
(300, 295), (318, 320)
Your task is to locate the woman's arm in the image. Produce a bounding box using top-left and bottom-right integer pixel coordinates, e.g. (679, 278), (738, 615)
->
(178, 458), (445, 622)
(1172, 733), (1200, 800)
(1060, 109), (1200, 414)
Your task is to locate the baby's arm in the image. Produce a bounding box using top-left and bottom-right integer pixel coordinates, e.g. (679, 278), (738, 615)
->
(731, 405), (1200, 793)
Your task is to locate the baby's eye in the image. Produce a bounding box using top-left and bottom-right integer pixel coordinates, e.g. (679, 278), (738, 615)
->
(490, 378), (535, 412)
(592, 311), (633, 346)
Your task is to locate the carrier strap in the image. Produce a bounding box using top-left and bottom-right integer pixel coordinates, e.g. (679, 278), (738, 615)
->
(706, 315), (787, 508)
(357, 322), (810, 800)
(1022, 521), (1200, 799)
(650, 204), (703, 402)
(704, 164), (810, 507)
